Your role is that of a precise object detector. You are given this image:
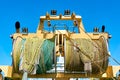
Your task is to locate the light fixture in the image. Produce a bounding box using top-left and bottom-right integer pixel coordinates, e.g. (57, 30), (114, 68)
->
(64, 10), (70, 15)
(93, 27), (99, 32)
(51, 10), (57, 15)
(22, 27), (28, 33)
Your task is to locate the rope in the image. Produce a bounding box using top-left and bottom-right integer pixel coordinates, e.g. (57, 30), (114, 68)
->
(63, 31), (108, 74)
(66, 39), (117, 79)
(79, 24), (120, 65)
(77, 24), (118, 79)
(110, 56), (120, 65)
(57, 24), (118, 79)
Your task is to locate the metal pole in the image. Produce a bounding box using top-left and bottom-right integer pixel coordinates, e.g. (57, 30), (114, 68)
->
(64, 36), (66, 73)
(55, 36), (57, 73)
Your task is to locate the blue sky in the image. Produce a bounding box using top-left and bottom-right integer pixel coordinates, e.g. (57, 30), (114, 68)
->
(0, 0), (120, 65)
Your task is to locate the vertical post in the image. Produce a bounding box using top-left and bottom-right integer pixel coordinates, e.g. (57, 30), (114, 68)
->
(64, 36), (66, 73)
(58, 34), (59, 50)
(55, 36), (57, 73)
(37, 20), (44, 34)
(78, 20), (85, 34)
(62, 34), (64, 56)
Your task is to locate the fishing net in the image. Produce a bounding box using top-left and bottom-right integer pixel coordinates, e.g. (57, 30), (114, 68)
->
(36, 38), (55, 74)
(12, 37), (54, 74)
(65, 37), (109, 74)
(12, 37), (24, 73)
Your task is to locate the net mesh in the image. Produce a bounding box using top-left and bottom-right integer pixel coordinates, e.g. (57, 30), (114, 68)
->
(65, 37), (109, 74)
(12, 37), (54, 74)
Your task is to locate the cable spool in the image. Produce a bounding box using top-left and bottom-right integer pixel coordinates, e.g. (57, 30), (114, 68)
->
(65, 37), (109, 74)
(12, 37), (55, 74)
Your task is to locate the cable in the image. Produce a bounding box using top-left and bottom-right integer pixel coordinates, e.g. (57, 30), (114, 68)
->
(109, 56), (120, 65)
(60, 28), (110, 76)
(77, 24), (119, 79)
(79, 24), (120, 66)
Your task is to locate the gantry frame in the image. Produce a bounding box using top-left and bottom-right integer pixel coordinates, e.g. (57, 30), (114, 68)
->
(0, 12), (118, 80)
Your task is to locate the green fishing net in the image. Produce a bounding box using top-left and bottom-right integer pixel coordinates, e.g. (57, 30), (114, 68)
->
(13, 37), (54, 74)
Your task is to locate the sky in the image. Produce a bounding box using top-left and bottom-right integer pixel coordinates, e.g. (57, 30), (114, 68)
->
(0, 0), (120, 65)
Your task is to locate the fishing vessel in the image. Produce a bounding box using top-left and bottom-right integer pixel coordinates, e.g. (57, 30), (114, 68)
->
(0, 10), (120, 80)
